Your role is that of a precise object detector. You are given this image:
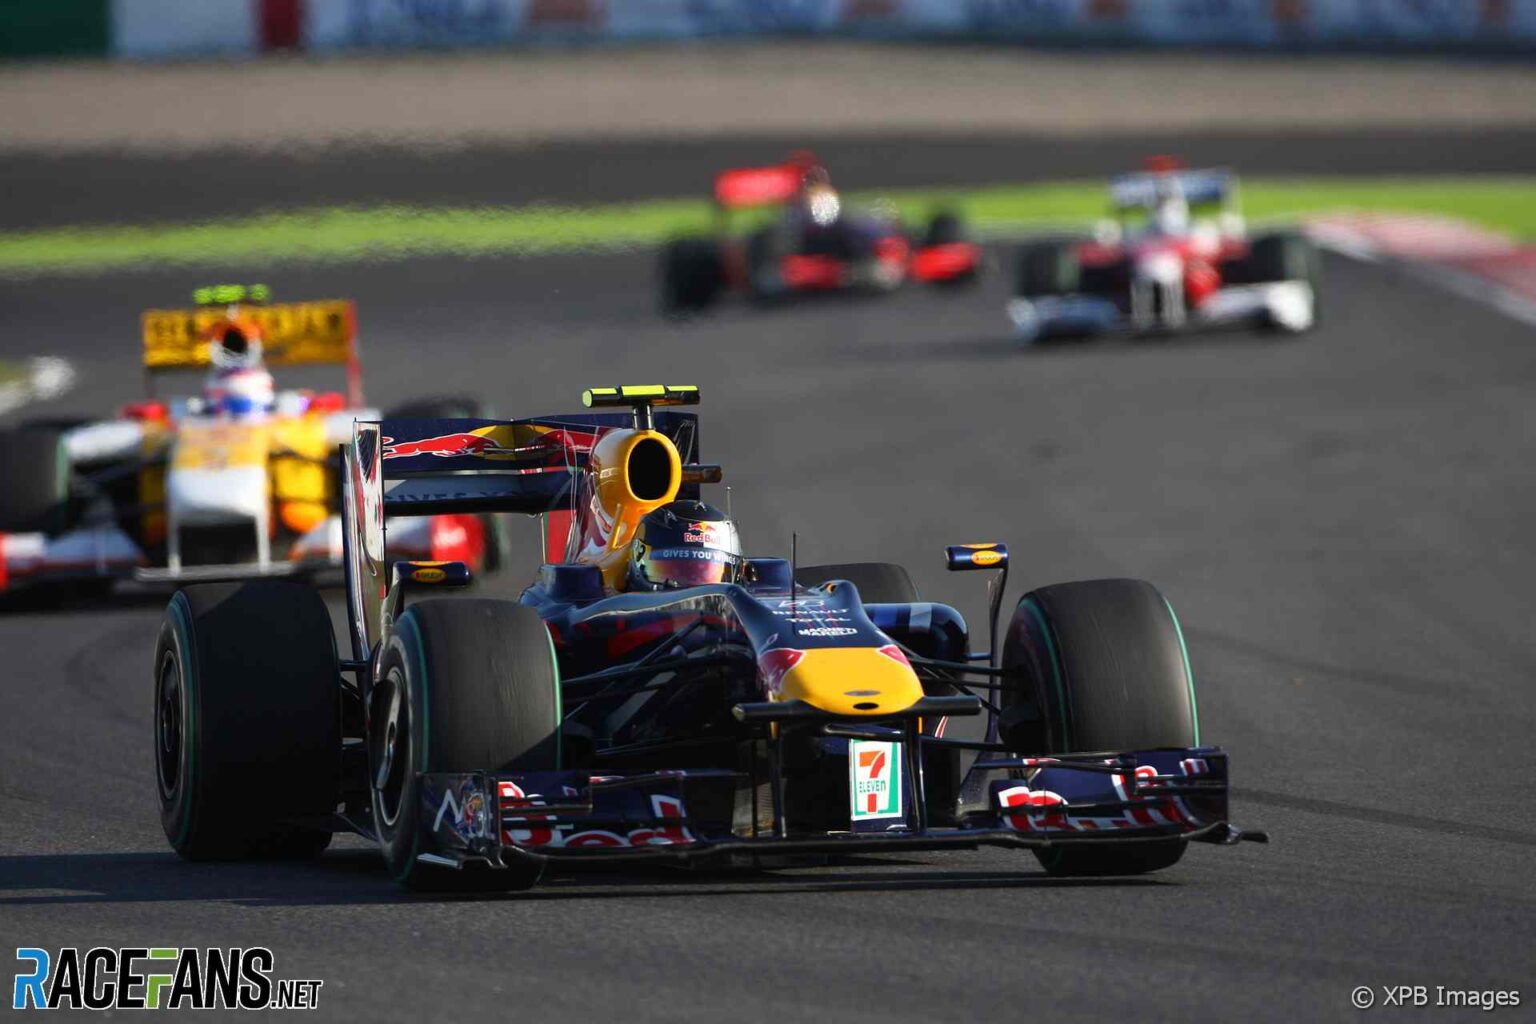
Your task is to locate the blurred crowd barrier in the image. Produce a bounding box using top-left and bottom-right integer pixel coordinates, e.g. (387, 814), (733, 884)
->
(5, 0), (1535, 59)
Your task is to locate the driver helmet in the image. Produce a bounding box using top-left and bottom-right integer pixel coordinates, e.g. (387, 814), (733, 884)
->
(1151, 177), (1190, 236)
(800, 165), (842, 228)
(203, 324), (274, 418)
(628, 500), (743, 591)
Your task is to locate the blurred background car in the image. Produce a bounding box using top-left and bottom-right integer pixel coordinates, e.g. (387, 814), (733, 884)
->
(1009, 162), (1320, 343)
(0, 284), (502, 601)
(659, 152), (978, 314)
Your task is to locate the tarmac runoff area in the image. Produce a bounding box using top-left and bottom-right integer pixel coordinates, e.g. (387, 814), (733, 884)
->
(1, 43), (1534, 153)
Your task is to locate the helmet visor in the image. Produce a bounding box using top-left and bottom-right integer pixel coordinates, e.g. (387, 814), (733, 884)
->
(635, 547), (738, 588)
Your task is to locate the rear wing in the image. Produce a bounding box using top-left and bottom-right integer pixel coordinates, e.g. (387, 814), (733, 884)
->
(365, 410), (698, 517)
(713, 162), (806, 209)
(140, 298), (362, 405)
(1110, 168), (1235, 211)
(340, 409), (700, 661)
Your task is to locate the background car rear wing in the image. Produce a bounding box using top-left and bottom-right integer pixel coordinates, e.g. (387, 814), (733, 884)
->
(1110, 167), (1235, 211)
(713, 160), (809, 209)
(140, 291), (362, 406)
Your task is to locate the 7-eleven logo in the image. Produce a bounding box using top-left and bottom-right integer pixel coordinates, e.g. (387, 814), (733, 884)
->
(849, 740), (904, 821)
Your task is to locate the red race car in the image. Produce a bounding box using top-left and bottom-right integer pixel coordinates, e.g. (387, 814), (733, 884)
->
(660, 153), (980, 314)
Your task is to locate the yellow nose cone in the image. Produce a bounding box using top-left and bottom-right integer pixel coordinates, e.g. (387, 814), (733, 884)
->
(777, 647), (924, 716)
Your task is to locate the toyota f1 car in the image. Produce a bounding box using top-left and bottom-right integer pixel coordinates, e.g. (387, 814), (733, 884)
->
(153, 384), (1264, 891)
(660, 153), (980, 314)
(1008, 164), (1320, 343)
(0, 285), (498, 599)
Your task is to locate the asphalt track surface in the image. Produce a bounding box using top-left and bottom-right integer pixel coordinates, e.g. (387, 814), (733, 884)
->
(3, 163), (1536, 1019)
(7, 126), (1536, 230)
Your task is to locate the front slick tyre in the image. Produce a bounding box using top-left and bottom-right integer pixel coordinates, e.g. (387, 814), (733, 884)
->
(371, 600), (561, 892)
(154, 581), (339, 860)
(1001, 578), (1197, 877)
(660, 238), (725, 314)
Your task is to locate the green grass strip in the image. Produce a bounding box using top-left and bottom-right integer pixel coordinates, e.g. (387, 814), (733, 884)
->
(2, 177), (1534, 277)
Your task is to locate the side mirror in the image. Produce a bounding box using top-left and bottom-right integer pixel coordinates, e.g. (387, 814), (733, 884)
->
(742, 558), (792, 592)
(944, 543), (1008, 571)
(392, 560), (471, 589)
(944, 543), (1009, 667)
(540, 563), (605, 603)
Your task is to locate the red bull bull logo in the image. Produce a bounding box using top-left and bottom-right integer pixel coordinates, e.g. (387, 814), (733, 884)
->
(757, 648), (805, 696)
(381, 425), (598, 462)
(381, 431), (524, 460)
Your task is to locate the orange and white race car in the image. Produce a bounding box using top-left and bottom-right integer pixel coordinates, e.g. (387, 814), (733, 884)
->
(0, 285), (500, 600)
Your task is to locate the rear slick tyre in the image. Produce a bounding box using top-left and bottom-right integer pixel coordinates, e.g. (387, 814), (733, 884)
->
(154, 581), (339, 860)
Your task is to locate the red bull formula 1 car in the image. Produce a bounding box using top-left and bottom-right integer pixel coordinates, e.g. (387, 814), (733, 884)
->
(1009, 164), (1320, 344)
(660, 153), (980, 314)
(152, 385), (1264, 890)
(0, 285), (498, 601)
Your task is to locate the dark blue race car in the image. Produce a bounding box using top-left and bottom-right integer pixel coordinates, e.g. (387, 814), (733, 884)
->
(151, 385), (1264, 891)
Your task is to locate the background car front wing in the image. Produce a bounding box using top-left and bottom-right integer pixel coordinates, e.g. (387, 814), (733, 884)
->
(1008, 281), (1312, 342)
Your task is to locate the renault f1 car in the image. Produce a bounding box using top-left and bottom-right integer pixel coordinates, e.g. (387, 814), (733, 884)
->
(0, 285), (497, 599)
(1008, 165), (1319, 343)
(660, 154), (980, 314)
(152, 384), (1264, 890)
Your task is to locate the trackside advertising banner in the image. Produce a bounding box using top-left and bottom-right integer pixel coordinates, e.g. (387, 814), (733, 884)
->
(100, 0), (1536, 58)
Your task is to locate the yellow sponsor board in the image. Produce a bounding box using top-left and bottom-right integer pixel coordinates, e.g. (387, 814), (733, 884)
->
(142, 300), (355, 370)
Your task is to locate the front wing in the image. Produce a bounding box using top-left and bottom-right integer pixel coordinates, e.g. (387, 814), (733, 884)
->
(1008, 280), (1314, 342)
(762, 242), (980, 296)
(412, 747), (1262, 873)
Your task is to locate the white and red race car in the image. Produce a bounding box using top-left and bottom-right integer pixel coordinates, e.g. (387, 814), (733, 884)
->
(1008, 164), (1319, 343)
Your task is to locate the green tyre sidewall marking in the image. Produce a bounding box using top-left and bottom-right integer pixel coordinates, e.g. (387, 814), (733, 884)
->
(390, 611), (429, 884)
(53, 433), (67, 517)
(1020, 596), (1071, 751)
(1161, 596), (1201, 746)
(165, 592), (197, 848)
(544, 621), (562, 770)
